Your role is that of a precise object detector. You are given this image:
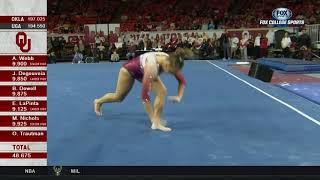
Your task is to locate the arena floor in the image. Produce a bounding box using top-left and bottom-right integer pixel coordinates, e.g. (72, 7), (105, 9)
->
(47, 60), (320, 166)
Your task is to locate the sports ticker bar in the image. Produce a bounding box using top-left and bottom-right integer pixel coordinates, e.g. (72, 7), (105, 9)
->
(0, 166), (320, 176)
(0, 0), (47, 166)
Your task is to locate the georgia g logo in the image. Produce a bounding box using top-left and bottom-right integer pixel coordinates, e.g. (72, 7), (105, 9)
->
(16, 32), (31, 53)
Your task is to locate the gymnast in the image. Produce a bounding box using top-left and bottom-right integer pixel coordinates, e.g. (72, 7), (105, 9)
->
(94, 48), (193, 132)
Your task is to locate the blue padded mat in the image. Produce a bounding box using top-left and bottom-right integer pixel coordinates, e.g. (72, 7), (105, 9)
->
(257, 58), (320, 72)
(277, 83), (320, 105)
(47, 62), (320, 166)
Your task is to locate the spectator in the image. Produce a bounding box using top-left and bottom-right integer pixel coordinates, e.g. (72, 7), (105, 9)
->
(138, 39), (144, 50)
(188, 34), (195, 46)
(156, 24), (162, 31)
(260, 34), (268, 57)
(165, 34), (170, 45)
(281, 32), (292, 58)
(97, 42), (105, 60)
(95, 35), (101, 48)
(159, 34), (165, 48)
(146, 38), (152, 50)
(247, 35), (254, 59)
(208, 20), (215, 30)
(230, 33), (239, 58)
(202, 32), (208, 42)
(127, 42), (136, 60)
(240, 33), (249, 61)
(151, 37), (158, 48)
(169, 22), (175, 30)
(99, 35), (106, 44)
(79, 39), (85, 54)
(297, 28), (312, 60)
(201, 19), (208, 30)
(220, 33), (230, 60)
(110, 49), (120, 62)
(207, 38), (215, 57)
(72, 50), (83, 64)
(266, 29), (275, 48)
(254, 33), (261, 59)
(177, 38), (184, 48)
(58, 37), (66, 58)
(47, 37), (53, 51)
(108, 43), (117, 58)
(212, 33), (219, 57)
(143, 35), (149, 50)
(48, 51), (56, 64)
(52, 37), (60, 56)
(129, 35), (135, 44)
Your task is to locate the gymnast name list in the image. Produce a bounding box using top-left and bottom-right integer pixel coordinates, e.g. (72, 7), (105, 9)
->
(0, 0), (47, 166)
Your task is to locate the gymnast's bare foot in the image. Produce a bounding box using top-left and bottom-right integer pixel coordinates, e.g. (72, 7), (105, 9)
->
(151, 123), (172, 132)
(160, 119), (167, 126)
(94, 99), (102, 116)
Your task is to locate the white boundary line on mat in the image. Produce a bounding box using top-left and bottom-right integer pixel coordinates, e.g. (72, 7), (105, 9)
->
(206, 60), (320, 126)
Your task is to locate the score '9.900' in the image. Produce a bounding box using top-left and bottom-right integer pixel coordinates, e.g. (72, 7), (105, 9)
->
(12, 61), (28, 67)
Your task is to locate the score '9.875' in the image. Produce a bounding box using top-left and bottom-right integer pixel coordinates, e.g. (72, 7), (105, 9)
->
(12, 91), (28, 97)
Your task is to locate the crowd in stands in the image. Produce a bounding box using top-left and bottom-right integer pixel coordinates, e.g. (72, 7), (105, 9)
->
(48, 0), (120, 33)
(48, 27), (313, 64)
(48, 0), (320, 33)
(47, 0), (317, 63)
(225, 0), (320, 28)
(120, 0), (229, 31)
(120, 0), (319, 31)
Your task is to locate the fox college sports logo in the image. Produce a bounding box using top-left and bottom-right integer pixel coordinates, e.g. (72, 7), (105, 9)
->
(272, 8), (292, 21)
(259, 8), (304, 25)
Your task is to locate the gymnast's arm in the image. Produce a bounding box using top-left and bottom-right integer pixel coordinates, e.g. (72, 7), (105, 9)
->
(141, 59), (157, 123)
(169, 71), (186, 103)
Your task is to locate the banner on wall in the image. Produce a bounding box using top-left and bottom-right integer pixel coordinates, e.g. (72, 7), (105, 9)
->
(123, 30), (225, 40)
(47, 33), (85, 45)
(84, 24), (121, 45)
(47, 26), (297, 46)
(85, 24), (120, 34)
(121, 27), (295, 43)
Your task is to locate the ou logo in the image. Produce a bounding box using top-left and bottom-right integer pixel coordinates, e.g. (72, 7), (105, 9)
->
(16, 32), (31, 53)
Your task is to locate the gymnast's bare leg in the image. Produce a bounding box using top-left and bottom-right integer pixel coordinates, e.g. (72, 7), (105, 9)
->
(94, 67), (134, 116)
(150, 78), (171, 132)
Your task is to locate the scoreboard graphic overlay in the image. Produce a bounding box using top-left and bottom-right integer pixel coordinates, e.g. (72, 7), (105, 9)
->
(0, 0), (47, 166)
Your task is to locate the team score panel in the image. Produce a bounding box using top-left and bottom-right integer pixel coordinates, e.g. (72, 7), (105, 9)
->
(12, 121), (27, 127)
(12, 61), (28, 67)
(12, 91), (28, 97)
(12, 153), (32, 158)
(27, 24), (46, 29)
(27, 16), (46, 22)
(12, 107), (27, 112)
(12, 76), (27, 82)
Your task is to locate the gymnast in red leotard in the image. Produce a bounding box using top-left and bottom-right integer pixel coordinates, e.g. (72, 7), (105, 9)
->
(94, 48), (193, 132)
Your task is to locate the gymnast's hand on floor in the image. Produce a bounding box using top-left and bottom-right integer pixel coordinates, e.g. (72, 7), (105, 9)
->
(94, 99), (102, 116)
(168, 96), (181, 103)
